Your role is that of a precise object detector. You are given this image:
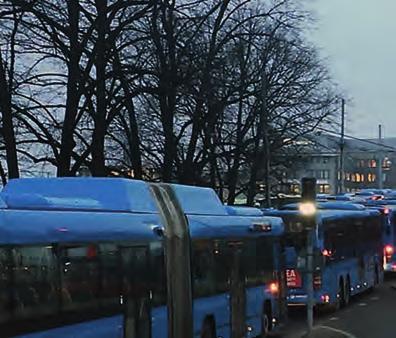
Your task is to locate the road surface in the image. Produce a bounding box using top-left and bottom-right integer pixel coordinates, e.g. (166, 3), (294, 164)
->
(280, 275), (396, 338)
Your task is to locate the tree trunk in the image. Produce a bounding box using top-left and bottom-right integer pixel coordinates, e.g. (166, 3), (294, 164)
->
(57, 1), (81, 177)
(113, 54), (143, 179)
(227, 97), (245, 205)
(0, 51), (19, 179)
(91, 0), (107, 177)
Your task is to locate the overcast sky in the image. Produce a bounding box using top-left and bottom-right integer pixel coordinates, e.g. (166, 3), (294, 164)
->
(306, 0), (396, 139)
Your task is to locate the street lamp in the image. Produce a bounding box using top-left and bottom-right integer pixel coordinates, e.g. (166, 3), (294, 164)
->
(299, 201), (317, 217)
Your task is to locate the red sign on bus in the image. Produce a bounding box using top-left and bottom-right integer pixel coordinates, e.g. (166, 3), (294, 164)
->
(286, 269), (302, 288)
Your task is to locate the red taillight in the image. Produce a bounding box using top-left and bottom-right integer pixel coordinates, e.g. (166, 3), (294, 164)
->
(321, 294), (330, 303)
(322, 249), (332, 257)
(384, 208), (390, 215)
(313, 274), (322, 290)
(385, 245), (394, 255)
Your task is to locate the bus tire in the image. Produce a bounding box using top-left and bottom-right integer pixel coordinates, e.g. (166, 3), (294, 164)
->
(261, 301), (272, 337)
(345, 277), (351, 306)
(375, 265), (380, 286)
(339, 278), (346, 308)
(261, 313), (270, 338)
(201, 316), (216, 338)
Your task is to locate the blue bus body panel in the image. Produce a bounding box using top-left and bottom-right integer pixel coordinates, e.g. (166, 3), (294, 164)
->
(151, 306), (167, 338)
(16, 315), (123, 338)
(245, 286), (265, 337)
(193, 294), (230, 338)
(0, 210), (160, 245)
(188, 215), (284, 239)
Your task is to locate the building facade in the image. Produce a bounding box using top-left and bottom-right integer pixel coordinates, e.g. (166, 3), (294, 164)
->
(281, 134), (396, 194)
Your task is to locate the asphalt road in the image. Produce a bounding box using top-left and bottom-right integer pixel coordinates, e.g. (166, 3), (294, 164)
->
(280, 275), (396, 338)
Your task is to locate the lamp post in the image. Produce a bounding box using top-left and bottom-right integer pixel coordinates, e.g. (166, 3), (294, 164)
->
(300, 177), (317, 333)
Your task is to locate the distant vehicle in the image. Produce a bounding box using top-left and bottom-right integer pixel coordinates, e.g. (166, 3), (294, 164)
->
(326, 194), (354, 201)
(364, 203), (396, 273)
(0, 178), (287, 338)
(263, 208), (383, 310)
(279, 201), (365, 211)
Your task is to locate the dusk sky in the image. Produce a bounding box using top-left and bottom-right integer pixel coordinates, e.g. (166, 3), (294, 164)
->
(306, 0), (396, 139)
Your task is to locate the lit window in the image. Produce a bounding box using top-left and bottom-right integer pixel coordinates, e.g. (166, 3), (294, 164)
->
(318, 184), (331, 194)
(368, 173), (376, 182)
(345, 173), (351, 181)
(369, 159), (377, 168)
(351, 174), (356, 182)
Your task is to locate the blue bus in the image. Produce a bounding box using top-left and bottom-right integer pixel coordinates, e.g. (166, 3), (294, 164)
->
(263, 208), (383, 310)
(0, 178), (286, 338)
(363, 202), (396, 272)
(379, 206), (396, 272)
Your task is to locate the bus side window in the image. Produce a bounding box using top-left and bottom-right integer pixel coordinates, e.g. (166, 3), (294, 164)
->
(192, 240), (216, 297)
(60, 245), (100, 312)
(243, 240), (258, 287)
(99, 244), (121, 309)
(120, 246), (149, 299)
(12, 246), (58, 319)
(0, 248), (11, 324)
(213, 240), (230, 293)
(256, 238), (275, 283)
(149, 242), (166, 306)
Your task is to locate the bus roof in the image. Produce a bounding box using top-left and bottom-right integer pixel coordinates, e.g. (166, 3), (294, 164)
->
(225, 206), (263, 216)
(2, 178), (228, 216)
(0, 178), (285, 244)
(2, 178), (158, 213)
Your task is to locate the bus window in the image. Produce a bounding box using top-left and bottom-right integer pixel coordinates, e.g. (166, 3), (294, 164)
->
(213, 240), (231, 293)
(192, 240), (216, 297)
(120, 246), (149, 298)
(256, 238), (275, 283)
(0, 249), (11, 323)
(243, 240), (258, 286)
(243, 238), (275, 287)
(120, 246), (150, 338)
(149, 242), (166, 306)
(99, 244), (121, 308)
(60, 245), (100, 312)
(12, 246), (58, 318)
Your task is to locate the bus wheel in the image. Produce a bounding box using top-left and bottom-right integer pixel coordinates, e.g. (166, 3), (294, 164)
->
(339, 278), (346, 308)
(345, 277), (351, 306)
(261, 301), (272, 337)
(201, 317), (216, 338)
(375, 265), (380, 286)
(261, 313), (270, 338)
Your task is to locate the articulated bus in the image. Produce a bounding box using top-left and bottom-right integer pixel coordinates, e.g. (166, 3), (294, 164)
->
(0, 178), (286, 338)
(263, 208), (383, 310)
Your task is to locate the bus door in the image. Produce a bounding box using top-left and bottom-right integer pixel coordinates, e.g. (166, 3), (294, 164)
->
(229, 242), (246, 338)
(121, 246), (151, 338)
